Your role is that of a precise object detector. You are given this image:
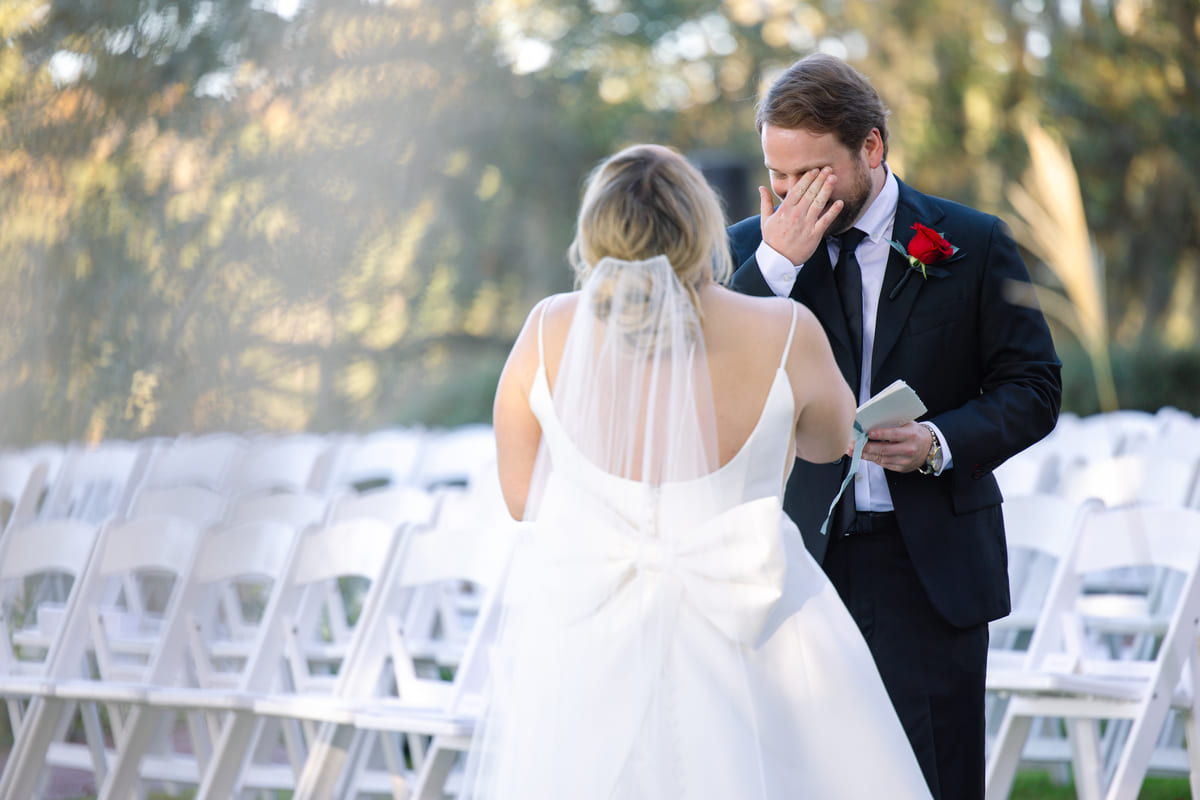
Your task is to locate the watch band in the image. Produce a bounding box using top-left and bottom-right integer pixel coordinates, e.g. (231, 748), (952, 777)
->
(918, 422), (943, 475)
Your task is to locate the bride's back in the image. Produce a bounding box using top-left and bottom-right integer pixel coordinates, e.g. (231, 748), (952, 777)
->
(536, 284), (853, 473)
(701, 286), (824, 466)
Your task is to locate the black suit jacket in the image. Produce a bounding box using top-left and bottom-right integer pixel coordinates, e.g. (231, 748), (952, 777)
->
(728, 178), (1061, 628)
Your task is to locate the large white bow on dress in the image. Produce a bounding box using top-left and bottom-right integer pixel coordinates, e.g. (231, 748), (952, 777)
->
(532, 490), (787, 646)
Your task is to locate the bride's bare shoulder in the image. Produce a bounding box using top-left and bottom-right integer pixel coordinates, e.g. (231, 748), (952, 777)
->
(508, 292), (580, 376)
(514, 291), (576, 334)
(529, 291), (579, 341)
(704, 285), (811, 331)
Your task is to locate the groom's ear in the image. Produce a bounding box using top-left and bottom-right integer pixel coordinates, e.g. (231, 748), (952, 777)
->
(862, 130), (885, 169)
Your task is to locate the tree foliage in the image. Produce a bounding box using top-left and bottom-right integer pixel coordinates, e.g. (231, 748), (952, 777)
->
(1, 0), (1196, 446)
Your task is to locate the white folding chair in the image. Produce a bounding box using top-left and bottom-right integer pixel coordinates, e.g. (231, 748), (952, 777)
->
(986, 505), (1200, 800)
(288, 509), (516, 800)
(0, 518), (102, 798)
(1153, 407), (1196, 433)
(18, 443), (65, 496)
(0, 515), (204, 800)
(987, 495), (1096, 773)
(1059, 453), (1200, 510)
(994, 446), (1058, 497)
(125, 484), (227, 528)
(91, 518), (304, 800)
(181, 514), (406, 800)
(0, 455), (47, 540)
(329, 484), (440, 530)
(412, 425), (496, 490)
(1028, 417), (1117, 494)
(135, 433), (248, 495)
(224, 490), (329, 530)
(38, 440), (150, 524)
(1076, 410), (1161, 456)
(227, 434), (337, 498)
(992, 495), (1094, 666)
(328, 428), (427, 493)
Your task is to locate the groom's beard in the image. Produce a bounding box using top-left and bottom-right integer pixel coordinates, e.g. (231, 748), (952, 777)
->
(830, 161), (872, 235)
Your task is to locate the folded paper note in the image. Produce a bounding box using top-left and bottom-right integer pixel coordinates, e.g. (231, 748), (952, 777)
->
(855, 379), (927, 432)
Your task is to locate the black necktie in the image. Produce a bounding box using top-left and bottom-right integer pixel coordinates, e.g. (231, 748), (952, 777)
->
(833, 227), (868, 386)
(831, 227), (868, 535)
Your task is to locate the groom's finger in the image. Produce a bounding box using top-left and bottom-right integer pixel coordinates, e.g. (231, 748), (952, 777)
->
(811, 171), (838, 213)
(759, 186), (775, 221)
(789, 167), (824, 207)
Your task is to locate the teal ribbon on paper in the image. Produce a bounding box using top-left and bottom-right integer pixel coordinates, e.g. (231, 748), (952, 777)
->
(819, 421), (868, 537)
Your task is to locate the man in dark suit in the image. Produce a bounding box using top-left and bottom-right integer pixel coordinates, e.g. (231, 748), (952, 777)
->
(728, 54), (1061, 800)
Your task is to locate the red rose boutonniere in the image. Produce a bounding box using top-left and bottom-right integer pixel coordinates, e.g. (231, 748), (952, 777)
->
(886, 222), (961, 300)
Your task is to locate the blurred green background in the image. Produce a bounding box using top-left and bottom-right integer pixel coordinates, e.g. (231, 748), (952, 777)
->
(1, 0), (1196, 445)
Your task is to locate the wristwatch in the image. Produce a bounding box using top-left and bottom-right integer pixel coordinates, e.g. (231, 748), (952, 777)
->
(918, 422), (943, 475)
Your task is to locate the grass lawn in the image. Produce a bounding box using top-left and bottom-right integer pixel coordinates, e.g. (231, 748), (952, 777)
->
(1012, 771), (1192, 799)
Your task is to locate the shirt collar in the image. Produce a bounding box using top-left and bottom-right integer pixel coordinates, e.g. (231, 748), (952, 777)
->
(854, 165), (899, 244)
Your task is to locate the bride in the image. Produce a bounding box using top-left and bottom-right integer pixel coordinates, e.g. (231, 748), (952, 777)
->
(462, 144), (932, 798)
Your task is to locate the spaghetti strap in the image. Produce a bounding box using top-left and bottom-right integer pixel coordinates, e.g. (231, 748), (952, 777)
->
(778, 302), (799, 368)
(536, 297), (550, 370)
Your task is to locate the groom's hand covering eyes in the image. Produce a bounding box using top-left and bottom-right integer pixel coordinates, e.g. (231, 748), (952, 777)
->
(760, 167), (842, 267)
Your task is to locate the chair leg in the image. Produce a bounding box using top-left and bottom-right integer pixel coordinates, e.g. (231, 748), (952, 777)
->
(292, 721), (356, 800)
(80, 699), (110, 787)
(1107, 692), (1176, 800)
(985, 710), (1033, 800)
(195, 710), (260, 800)
(332, 728), (377, 799)
(412, 735), (471, 800)
(378, 731), (413, 800)
(1066, 718), (1104, 800)
(185, 708), (214, 775)
(1176, 705), (1200, 800)
(0, 696), (71, 800)
(98, 705), (165, 800)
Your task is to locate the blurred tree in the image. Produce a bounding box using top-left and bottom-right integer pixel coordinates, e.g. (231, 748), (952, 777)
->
(0, 0), (589, 442)
(1034, 0), (1200, 352)
(1, 0), (1196, 447)
(0, 0), (295, 442)
(481, 0), (1200, 410)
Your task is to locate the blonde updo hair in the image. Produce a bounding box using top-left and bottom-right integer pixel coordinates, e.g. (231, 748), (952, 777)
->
(568, 144), (732, 313)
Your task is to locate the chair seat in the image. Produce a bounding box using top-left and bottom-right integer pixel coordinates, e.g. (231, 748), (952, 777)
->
(988, 668), (1150, 703)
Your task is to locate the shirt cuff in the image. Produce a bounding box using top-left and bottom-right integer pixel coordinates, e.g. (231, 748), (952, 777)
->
(755, 240), (800, 298)
(925, 420), (953, 474)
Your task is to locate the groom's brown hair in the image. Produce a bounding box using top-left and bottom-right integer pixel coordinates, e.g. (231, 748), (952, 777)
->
(756, 54), (890, 160)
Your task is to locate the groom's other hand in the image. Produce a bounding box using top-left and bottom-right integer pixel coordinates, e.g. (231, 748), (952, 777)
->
(859, 422), (931, 473)
(759, 166), (843, 266)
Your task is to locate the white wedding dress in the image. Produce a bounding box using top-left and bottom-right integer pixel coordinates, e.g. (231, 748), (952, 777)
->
(461, 257), (932, 799)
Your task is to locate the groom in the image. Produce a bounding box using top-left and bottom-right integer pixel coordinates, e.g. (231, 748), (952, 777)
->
(728, 54), (1061, 799)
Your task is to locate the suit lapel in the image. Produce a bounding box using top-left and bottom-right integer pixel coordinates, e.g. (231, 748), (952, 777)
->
(793, 242), (857, 386)
(870, 181), (944, 391)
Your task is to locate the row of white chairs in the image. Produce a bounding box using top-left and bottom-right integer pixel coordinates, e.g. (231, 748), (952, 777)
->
(0, 426), (497, 534)
(995, 407), (1200, 506)
(987, 493), (1200, 799)
(2, 408), (1197, 798)
(0, 428), (510, 799)
(986, 409), (1200, 796)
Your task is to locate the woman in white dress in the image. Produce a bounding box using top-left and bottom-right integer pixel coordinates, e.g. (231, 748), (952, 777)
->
(462, 143), (932, 799)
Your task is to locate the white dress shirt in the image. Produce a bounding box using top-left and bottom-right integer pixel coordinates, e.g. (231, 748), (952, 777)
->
(754, 168), (953, 511)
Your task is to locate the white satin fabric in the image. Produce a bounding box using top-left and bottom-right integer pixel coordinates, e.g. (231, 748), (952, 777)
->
(462, 258), (932, 799)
